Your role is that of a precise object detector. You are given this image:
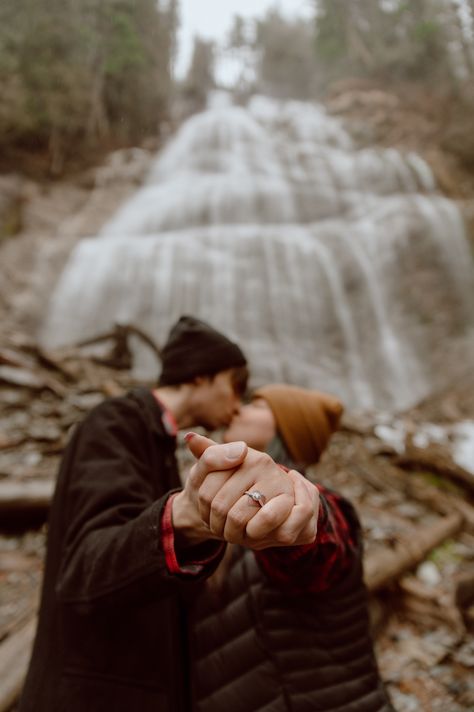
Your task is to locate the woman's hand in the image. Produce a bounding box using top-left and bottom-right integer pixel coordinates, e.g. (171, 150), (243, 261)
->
(182, 433), (319, 550)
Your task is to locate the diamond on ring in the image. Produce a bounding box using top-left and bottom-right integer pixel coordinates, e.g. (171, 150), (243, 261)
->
(244, 490), (266, 507)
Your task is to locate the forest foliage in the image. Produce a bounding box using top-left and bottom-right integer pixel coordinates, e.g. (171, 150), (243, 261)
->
(226, 0), (474, 100)
(1, 0), (474, 175)
(0, 0), (178, 174)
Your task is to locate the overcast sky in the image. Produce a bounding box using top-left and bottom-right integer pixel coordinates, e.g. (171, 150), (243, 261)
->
(175, 0), (313, 78)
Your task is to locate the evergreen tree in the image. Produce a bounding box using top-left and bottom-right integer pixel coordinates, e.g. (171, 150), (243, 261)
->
(0, 0), (179, 175)
(182, 37), (215, 111)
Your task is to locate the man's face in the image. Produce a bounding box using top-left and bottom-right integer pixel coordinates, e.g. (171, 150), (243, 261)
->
(192, 370), (243, 430)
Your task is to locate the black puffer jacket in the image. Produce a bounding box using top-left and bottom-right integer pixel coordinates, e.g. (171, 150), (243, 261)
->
(191, 507), (394, 712)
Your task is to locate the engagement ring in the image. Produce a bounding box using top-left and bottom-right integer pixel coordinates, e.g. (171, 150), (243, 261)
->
(244, 490), (266, 507)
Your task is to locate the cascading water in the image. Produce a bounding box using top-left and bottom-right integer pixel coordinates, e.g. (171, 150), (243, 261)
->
(40, 94), (474, 411)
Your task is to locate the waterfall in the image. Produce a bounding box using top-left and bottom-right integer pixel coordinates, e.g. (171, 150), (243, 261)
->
(40, 94), (474, 411)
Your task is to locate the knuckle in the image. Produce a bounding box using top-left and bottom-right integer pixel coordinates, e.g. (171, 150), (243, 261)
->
(198, 487), (213, 509)
(302, 520), (318, 544)
(210, 496), (228, 520)
(299, 497), (312, 512)
(227, 509), (247, 530)
(258, 507), (280, 530)
(276, 529), (296, 546)
(187, 465), (200, 488)
(256, 451), (273, 468)
(201, 447), (218, 469)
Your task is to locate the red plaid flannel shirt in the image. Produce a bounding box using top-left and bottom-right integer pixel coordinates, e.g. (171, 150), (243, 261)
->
(160, 485), (355, 592)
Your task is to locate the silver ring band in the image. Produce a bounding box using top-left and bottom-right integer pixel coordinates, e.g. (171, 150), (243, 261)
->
(244, 490), (266, 508)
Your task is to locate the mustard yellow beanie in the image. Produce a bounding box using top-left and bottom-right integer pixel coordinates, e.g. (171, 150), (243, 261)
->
(253, 384), (343, 465)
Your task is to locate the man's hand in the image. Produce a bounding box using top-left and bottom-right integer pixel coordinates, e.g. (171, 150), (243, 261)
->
(174, 433), (319, 550)
(171, 437), (248, 546)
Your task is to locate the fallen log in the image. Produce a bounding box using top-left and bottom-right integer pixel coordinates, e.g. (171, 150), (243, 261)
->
(364, 511), (463, 592)
(0, 365), (47, 390)
(73, 322), (162, 369)
(0, 348), (36, 370)
(0, 616), (36, 712)
(399, 591), (465, 634)
(394, 445), (474, 493)
(0, 551), (41, 575)
(399, 574), (466, 633)
(406, 476), (474, 533)
(0, 480), (54, 515)
(23, 345), (77, 382)
(0, 590), (39, 643)
(368, 595), (391, 638)
(0, 364), (66, 397)
(0, 434), (27, 451)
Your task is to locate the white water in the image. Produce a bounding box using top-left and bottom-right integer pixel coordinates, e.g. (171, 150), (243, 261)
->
(41, 94), (474, 410)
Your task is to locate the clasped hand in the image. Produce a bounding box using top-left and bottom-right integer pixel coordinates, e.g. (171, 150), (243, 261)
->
(172, 433), (319, 551)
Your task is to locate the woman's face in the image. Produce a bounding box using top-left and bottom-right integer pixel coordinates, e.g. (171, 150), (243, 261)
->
(222, 397), (276, 451)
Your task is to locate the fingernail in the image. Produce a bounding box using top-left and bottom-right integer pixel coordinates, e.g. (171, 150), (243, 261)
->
(184, 432), (197, 442)
(225, 441), (246, 460)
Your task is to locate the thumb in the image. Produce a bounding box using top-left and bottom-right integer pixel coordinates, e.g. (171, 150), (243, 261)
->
(185, 433), (248, 476)
(184, 432), (217, 459)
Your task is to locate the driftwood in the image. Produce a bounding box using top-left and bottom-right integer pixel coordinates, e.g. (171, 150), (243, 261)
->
(399, 574), (467, 633)
(28, 346), (77, 382)
(400, 593), (462, 632)
(0, 480), (54, 515)
(348, 461), (408, 495)
(406, 476), (474, 533)
(0, 364), (66, 397)
(364, 511), (463, 592)
(74, 323), (162, 369)
(0, 365), (48, 391)
(399, 586), (465, 634)
(0, 616), (36, 712)
(368, 596), (391, 638)
(0, 551), (40, 575)
(394, 444), (474, 493)
(0, 348), (35, 370)
(101, 379), (126, 398)
(0, 589), (39, 644)
(0, 434), (26, 451)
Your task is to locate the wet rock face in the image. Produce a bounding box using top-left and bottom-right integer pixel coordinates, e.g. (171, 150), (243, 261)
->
(0, 174), (24, 241)
(40, 95), (474, 411)
(442, 107), (474, 171)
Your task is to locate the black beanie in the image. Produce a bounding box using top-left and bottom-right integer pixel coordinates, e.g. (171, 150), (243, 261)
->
(158, 315), (247, 386)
